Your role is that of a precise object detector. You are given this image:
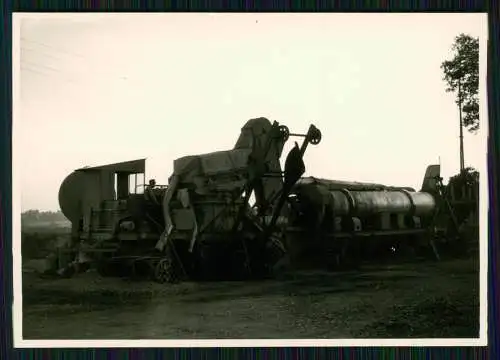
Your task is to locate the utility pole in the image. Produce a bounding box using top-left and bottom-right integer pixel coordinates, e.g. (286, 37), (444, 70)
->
(458, 80), (465, 173)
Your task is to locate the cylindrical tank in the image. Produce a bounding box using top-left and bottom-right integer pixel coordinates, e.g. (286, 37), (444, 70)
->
(294, 183), (436, 218)
(58, 171), (86, 223)
(295, 177), (416, 192)
(408, 191), (436, 216)
(330, 190), (435, 217)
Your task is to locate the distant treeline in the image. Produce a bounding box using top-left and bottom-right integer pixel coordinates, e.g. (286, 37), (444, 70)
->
(21, 210), (70, 228)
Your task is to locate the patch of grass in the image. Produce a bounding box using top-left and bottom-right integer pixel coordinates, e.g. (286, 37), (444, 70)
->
(21, 226), (71, 260)
(22, 287), (156, 316)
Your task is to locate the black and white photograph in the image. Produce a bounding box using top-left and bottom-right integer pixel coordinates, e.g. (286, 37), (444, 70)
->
(13, 13), (488, 346)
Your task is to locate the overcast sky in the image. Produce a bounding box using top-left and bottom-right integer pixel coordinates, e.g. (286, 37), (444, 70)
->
(14, 13), (487, 211)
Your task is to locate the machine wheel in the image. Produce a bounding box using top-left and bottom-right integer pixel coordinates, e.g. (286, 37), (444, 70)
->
(308, 125), (322, 145)
(153, 258), (176, 284)
(278, 125), (290, 142)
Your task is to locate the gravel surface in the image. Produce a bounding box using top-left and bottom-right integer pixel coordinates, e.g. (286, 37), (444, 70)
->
(21, 256), (480, 339)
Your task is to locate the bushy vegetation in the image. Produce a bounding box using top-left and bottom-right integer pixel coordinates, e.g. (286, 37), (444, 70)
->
(446, 167), (479, 225)
(21, 210), (70, 260)
(22, 209), (70, 228)
(21, 230), (67, 260)
(441, 34), (479, 133)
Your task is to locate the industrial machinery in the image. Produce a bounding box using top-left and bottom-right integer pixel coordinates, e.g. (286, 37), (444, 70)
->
(57, 117), (322, 282)
(57, 116), (466, 282)
(284, 164), (454, 269)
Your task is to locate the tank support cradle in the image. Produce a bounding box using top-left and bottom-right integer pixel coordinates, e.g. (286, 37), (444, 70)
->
(97, 255), (178, 283)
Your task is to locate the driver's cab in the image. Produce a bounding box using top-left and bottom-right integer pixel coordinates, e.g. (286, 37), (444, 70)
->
(73, 159), (148, 237)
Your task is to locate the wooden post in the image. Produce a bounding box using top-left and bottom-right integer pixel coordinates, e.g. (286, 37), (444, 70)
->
(458, 81), (465, 172)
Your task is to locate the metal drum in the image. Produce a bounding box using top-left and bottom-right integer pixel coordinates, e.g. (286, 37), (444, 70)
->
(58, 171), (86, 223)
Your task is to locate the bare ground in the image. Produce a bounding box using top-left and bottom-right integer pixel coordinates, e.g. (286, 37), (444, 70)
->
(21, 256), (480, 339)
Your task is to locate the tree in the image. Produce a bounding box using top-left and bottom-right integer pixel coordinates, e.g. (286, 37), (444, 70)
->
(441, 34), (480, 133)
(446, 167), (479, 225)
(448, 167), (479, 191)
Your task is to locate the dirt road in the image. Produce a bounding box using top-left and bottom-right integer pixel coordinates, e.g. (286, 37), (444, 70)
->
(22, 256), (480, 339)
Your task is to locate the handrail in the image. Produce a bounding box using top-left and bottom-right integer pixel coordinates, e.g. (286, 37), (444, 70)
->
(136, 184), (168, 189)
